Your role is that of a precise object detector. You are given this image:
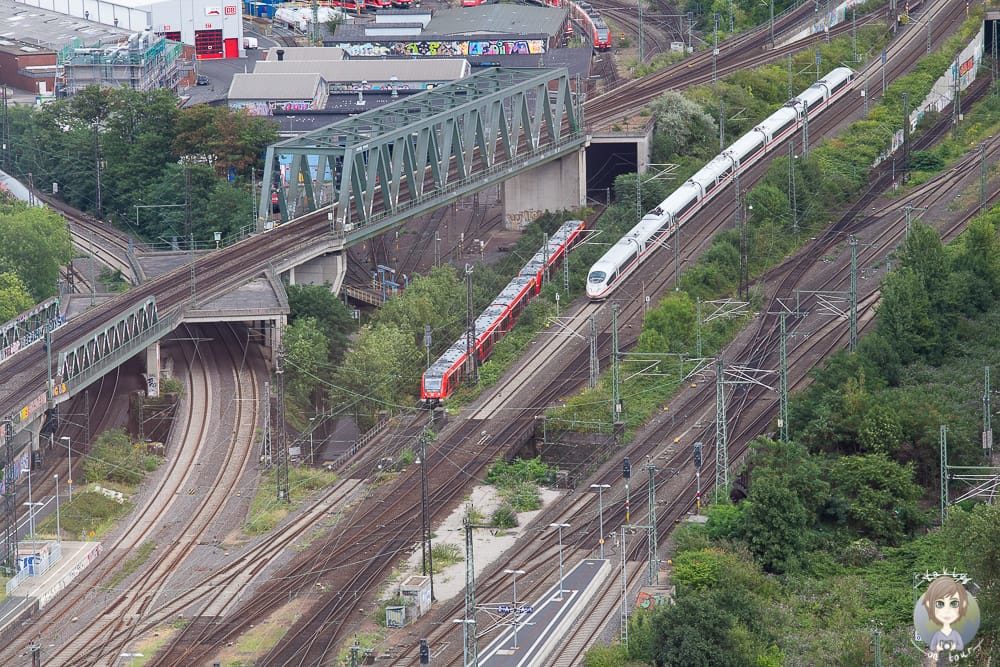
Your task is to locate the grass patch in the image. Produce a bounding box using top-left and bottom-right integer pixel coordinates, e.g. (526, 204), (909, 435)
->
(159, 375), (184, 396)
(35, 490), (132, 541)
(337, 630), (382, 665)
(102, 540), (156, 592)
(486, 458), (554, 513)
(244, 466), (339, 535)
(98, 267), (129, 292)
(431, 543), (463, 573)
(129, 624), (181, 666)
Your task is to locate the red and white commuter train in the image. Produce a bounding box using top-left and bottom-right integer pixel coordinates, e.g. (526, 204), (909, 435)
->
(421, 219), (586, 404)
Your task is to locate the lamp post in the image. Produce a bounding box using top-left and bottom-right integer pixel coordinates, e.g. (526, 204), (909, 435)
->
(590, 483), (611, 558)
(504, 568), (526, 650)
(54, 474), (61, 543)
(309, 416), (315, 465)
(452, 618), (477, 667)
(549, 523), (570, 601)
(60, 436), (72, 499)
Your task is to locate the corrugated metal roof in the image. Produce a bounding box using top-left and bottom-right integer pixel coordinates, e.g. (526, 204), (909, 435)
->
(253, 58), (468, 82)
(425, 5), (567, 38)
(264, 46), (345, 61)
(0, 0), (132, 51)
(228, 72), (323, 100)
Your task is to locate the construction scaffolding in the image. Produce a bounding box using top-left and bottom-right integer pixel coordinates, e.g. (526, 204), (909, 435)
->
(61, 31), (182, 94)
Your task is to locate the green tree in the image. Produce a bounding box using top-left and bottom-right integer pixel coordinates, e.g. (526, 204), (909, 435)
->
(741, 480), (810, 574)
(0, 203), (73, 300)
(649, 91), (718, 162)
(639, 291), (696, 353)
(828, 453), (925, 544)
(287, 284), (356, 364)
(651, 594), (754, 667)
(334, 323), (421, 423)
(875, 267), (935, 364)
(284, 317), (330, 411)
(0, 272), (33, 321)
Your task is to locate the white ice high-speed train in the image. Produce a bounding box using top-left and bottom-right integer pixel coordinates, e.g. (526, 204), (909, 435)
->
(586, 67), (855, 300)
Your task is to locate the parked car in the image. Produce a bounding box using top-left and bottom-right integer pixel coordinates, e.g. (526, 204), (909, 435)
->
(196, 74), (210, 86)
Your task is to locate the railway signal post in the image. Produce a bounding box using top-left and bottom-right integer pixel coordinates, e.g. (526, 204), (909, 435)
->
(590, 483), (611, 558)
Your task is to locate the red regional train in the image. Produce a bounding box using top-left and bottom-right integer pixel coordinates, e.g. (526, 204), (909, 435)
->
(568, 0), (611, 51)
(421, 219), (586, 404)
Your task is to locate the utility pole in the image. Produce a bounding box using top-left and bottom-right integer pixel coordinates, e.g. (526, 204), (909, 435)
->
(980, 142), (988, 212)
(646, 462), (658, 585)
(953, 61), (961, 126)
(715, 357), (728, 501)
(462, 516), (479, 667)
(769, 0), (775, 47)
(611, 303), (622, 424)
(902, 92), (911, 174)
(849, 235), (859, 351)
(695, 299), (703, 358)
(261, 380), (272, 466)
(852, 6), (857, 62)
(2, 419), (16, 575)
(94, 125), (103, 220)
(939, 424), (949, 524)
(802, 102), (810, 158)
(787, 54), (793, 99)
(738, 189), (749, 301)
(276, 344), (289, 503)
(588, 313), (599, 389)
(718, 99), (726, 151)
(984, 367), (993, 458)
(542, 233), (550, 283)
(779, 313), (790, 442)
(420, 428), (435, 600)
(693, 442), (703, 513)
(712, 13), (719, 84)
(465, 265), (477, 384)
(623, 456), (631, 524)
(1, 85), (8, 171)
(788, 140), (799, 233)
(638, 0), (644, 64)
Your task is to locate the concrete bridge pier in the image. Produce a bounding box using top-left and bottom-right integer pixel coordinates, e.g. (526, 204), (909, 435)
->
(503, 148), (587, 230)
(285, 251), (346, 294)
(144, 340), (161, 398)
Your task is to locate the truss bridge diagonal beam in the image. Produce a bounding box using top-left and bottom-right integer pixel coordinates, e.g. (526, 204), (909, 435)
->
(258, 67), (585, 243)
(55, 298), (171, 401)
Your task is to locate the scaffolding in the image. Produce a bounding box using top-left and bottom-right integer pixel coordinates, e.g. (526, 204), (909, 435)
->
(61, 32), (182, 94)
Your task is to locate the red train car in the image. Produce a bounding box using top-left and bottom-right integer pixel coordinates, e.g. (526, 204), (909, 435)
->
(421, 220), (586, 404)
(568, 0), (611, 51)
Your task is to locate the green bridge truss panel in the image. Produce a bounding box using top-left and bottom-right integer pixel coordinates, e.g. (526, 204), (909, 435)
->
(56, 297), (169, 398)
(258, 67), (584, 242)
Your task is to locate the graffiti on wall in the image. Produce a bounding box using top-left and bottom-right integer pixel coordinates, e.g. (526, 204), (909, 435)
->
(335, 38), (546, 58)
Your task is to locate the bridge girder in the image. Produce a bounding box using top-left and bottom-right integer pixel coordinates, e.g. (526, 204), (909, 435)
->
(258, 67), (584, 241)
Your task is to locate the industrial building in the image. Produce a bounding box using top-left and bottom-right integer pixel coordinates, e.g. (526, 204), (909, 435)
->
(228, 72), (329, 114)
(326, 5), (568, 57)
(62, 29), (182, 94)
(0, 0), (183, 95)
(252, 58), (470, 92)
(12, 0), (245, 59)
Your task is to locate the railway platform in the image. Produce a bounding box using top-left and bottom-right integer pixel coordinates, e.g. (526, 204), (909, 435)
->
(479, 557), (611, 666)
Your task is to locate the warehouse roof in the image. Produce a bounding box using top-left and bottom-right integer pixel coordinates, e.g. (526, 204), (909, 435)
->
(228, 73), (324, 100)
(264, 46), (345, 61)
(0, 0), (133, 51)
(253, 58), (469, 82)
(425, 5), (567, 38)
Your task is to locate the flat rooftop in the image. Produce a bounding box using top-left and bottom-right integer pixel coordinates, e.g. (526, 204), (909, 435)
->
(253, 58), (469, 82)
(264, 46), (345, 61)
(0, 0), (133, 50)
(425, 5), (568, 38)
(229, 72), (323, 100)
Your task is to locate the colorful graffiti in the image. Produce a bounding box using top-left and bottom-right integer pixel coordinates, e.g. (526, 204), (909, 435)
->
(635, 590), (671, 610)
(334, 38), (546, 58)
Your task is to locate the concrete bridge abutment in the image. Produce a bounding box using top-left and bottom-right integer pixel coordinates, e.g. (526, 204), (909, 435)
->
(503, 148), (587, 230)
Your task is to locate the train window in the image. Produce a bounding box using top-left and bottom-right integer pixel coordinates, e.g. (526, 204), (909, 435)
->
(588, 271), (606, 283)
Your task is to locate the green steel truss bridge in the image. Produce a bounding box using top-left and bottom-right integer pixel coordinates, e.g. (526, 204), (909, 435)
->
(259, 67), (585, 243)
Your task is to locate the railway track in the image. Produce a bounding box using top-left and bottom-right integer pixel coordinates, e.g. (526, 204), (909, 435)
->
(394, 90), (1000, 666)
(584, 1), (895, 126)
(6, 322), (265, 666)
(141, 0), (977, 660)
